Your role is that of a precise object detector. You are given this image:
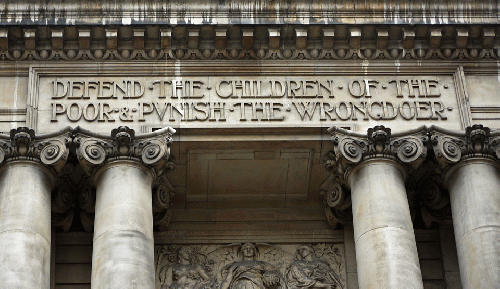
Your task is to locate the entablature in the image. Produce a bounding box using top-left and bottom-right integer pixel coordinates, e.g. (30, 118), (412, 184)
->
(0, 24), (499, 61)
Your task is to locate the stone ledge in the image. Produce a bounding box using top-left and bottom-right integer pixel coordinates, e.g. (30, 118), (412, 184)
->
(0, 0), (498, 25)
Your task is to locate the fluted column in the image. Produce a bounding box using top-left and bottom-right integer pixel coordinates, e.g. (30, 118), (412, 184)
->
(432, 125), (500, 288)
(329, 126), (427, 289)
(75, 126), (174, 289)
(0, 127), (70, 288)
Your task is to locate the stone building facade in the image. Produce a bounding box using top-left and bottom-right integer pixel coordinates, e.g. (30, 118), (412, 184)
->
(0, 1), (499, 288)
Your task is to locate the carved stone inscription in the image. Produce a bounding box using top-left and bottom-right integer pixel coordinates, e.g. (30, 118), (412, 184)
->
(155, 243), (345, 289)
(33, 75), (462, 133)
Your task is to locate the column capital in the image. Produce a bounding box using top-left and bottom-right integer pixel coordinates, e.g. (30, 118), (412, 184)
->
(74, 126), (176, 180)
(328, 125), (428, 183)
(430, 124), (500, 174)
(0, 126), (71, 175)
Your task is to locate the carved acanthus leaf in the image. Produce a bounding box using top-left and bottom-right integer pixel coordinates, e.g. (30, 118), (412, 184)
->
(153, 173), (176, 231)
(430, 124), (500, 172)
(319, 173), (352, 228)
(328, 125), (428, 182)
(74, 126), (175, 178)
(0, 127), (71, 173)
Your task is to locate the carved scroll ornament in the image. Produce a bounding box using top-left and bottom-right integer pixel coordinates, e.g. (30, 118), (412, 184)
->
(319, 173), (352, 230)
(74, 126), (175, 177)
(0, 127), (71, 173)
(51, 164), (96, 232)
(74, 125), (176, 229)
(430, 124), (500, 173)
(328, 125), (428, 183)
(321, 125), (428, 227)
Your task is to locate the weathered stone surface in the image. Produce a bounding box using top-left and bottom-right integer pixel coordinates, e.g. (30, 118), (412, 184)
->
(0, 1), (496, 26)
(0, 3), (499, 289)
(328, 126), (427, 289)
(74, 126), (174, 289)
(155, 243), (346, 289)
(0, 127), (71, 288)
(431, 125), (500, 289)
(30, 65), (461, 135)
(349, 160), (423, 289)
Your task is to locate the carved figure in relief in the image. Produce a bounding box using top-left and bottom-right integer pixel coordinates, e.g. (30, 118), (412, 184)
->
(161, 247), (212, 289)
(286, 245), (343, 289)
(220, 243), (282, 289)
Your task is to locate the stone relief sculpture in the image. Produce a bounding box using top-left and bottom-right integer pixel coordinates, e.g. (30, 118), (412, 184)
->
(157, 246), (215, 289)
(155, 243), (345, 289)
(220, 243), (282, 289)
(286, 245), (343, 289)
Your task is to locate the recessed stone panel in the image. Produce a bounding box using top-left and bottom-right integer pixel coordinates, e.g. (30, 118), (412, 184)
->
(28, 65), (465, 134)
(208, 159), (288, 197)
(154, 243), (346, 289)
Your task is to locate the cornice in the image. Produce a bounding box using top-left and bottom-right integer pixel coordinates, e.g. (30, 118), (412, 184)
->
(0, 1), (498, 25)
(0, 24), (498, 62)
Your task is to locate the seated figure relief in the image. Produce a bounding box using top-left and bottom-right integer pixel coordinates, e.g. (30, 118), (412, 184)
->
(220, 243), (282, 289)
(156, 243), (344, 289)
(159, 246), (214, 289)
(286, 245), (343, 289)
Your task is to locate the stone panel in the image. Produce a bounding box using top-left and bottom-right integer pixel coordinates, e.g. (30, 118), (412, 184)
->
(155, 243), (346, 289)
(29, 65), (463, 134)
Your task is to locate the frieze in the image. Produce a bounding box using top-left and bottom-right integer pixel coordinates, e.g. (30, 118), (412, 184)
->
(155, 243), (345, 289)
(30, 69), (464, 134)
(1, 48), (498, 62)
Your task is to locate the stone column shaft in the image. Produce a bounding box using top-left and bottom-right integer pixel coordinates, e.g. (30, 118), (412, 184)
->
(446, 159), (500, 288)
(0, 161), (53, 288)
(92, 161), (155, 288)
(349, 159), (423, 288)
(0, 127), (69, 289)
(329, 125), (428, 289)
(431, 125), (500, 288)
(76, 126), (174, 289)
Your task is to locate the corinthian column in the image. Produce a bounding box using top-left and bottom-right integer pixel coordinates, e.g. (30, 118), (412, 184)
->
(329, 126), (427, 289)
(431, 125), (500, 289)
(0, 127), (70, 288)
(75, 126), (174, 289)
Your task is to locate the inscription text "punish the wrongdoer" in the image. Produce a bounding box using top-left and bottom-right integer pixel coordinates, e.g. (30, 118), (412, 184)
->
(49, 77), (451, 123)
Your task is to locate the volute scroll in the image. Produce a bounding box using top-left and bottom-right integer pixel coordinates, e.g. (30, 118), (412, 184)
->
(74, 126), (175, 178)
(0, 126), (72, 175)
